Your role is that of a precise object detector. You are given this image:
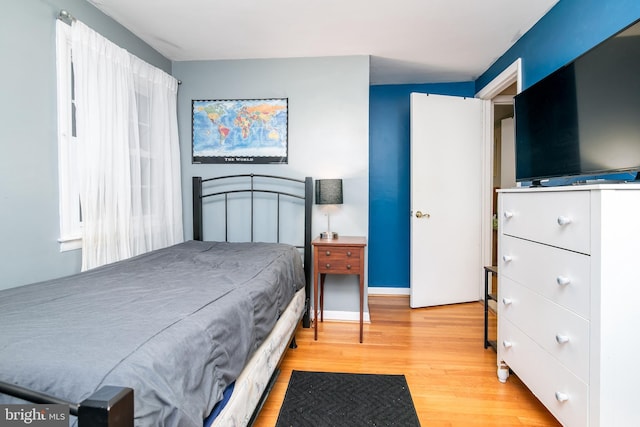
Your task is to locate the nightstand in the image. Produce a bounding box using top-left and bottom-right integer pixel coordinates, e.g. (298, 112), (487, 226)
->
(312, 236), (367, 342)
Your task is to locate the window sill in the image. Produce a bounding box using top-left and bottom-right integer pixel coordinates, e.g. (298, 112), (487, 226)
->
(58, 236), (82, 252)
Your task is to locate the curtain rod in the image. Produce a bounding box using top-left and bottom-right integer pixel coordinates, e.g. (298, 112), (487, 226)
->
(57, 9), (182, 85)
(58, 10), (76, 25)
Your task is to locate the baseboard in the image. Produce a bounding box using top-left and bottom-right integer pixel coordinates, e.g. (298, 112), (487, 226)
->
(314, 310), (371, 323)
(311, 288), (410, 322)
(367, 287), (410, 296)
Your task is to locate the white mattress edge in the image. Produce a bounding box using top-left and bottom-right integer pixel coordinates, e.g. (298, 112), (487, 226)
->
(210, 287), (305, 427)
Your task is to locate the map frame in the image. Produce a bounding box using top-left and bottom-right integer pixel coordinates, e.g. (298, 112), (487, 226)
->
(192, 98), (288, 164)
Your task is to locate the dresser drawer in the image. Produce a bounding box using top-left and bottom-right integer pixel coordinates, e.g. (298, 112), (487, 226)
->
(500, 277), (589, 382)
(499, 319), (588, 427)
(501, 191), (590, 254)
(500, 235), (590, 318)
(316, 247), (361, 274)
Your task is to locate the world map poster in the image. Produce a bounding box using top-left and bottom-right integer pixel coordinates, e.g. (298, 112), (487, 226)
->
(192, 98), (288, 164)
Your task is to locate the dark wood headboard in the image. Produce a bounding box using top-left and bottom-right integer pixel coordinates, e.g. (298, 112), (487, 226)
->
(192, 174), (313, 328)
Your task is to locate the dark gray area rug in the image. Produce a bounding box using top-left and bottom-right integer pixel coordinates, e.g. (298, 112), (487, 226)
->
(275, 370), (421, 427)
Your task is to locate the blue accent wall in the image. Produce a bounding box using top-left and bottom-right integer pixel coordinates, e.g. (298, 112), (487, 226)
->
(370, 0), (640, 289)
(368, 82), (475, 288)
(477, 0), (640, 92)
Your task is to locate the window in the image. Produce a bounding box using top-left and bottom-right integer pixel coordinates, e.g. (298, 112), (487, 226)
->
(55, 21), (82, 251)
(55, 20), (182, 269)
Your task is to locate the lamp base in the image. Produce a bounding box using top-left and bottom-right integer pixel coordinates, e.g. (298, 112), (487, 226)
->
(320, 231), (338, 240)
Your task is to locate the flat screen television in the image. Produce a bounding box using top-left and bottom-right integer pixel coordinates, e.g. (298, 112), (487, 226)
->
(514, 18), (640, 185)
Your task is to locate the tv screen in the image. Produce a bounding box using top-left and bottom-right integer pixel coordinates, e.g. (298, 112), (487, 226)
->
(515, 19), (640, 183)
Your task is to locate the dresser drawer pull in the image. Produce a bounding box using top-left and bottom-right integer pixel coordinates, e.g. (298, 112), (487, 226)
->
(502, 255), (513, 263)
(557, 216), (572, 226)
(503, 211), (514, 219)
(325, 263), (331, 269)
(347, 264), (352, 270)
(502, 297), (512, 306)
(556, 276), (571, 286)
(555, 334), (570, 344)
(555, 391), (569, 403)
(325, 250), (331, 256)
(347, 251), (352, 257)
(502, 340), (513, 349)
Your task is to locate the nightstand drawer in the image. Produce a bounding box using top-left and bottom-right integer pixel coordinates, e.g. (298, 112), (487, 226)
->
(316, 247), (361, 273)
(317, 247), (361, 260)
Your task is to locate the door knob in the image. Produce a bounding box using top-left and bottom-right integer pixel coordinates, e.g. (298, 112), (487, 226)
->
(415, 211), (430, 219)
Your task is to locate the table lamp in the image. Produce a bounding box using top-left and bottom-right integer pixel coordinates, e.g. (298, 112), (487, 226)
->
(315, 179), (343, 239)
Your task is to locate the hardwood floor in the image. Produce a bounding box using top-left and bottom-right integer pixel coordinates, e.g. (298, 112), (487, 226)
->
(253, 295), (561, 427)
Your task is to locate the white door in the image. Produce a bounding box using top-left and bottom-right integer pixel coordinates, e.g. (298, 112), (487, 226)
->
(410, 93), (484, 308)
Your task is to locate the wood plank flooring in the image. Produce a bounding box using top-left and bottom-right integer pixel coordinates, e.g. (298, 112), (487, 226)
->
(253, 295), (561, 427)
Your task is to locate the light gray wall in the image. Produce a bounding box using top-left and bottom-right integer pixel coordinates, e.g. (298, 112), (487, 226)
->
(0, 0), (170, 290)
(173, 56), (370, 314)
(1, 0), (370, 318)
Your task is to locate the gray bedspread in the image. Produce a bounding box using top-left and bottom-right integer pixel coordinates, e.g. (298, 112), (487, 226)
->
(0, 240), (305, 426)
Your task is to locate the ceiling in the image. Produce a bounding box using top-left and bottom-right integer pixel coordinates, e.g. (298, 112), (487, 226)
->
(86, 0), (558, 85)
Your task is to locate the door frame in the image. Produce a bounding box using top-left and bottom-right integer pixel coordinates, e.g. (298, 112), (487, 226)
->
(476, 59), (522, 295)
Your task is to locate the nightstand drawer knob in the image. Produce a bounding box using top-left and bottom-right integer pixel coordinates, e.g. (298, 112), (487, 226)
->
(502, 255), (513, 263)
(325, 263), (331, 269)
(325, 250), (331, 256)
(347, 251), (352, 257)
(556, 276), (571, 286)
(502, 297), (512, 306)
(347, 264), (352, 270)
(504, 211), (514, 219)
(557, 216), (572, 226)
(555, 334), (570, 344)
(555, 392), (569, 403)
(502, 340), (513, 349)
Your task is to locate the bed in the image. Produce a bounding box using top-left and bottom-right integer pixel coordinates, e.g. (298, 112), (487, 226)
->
(0, 173), (313, 427)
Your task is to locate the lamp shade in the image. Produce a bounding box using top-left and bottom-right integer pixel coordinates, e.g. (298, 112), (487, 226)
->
(315, 179), (343, 205)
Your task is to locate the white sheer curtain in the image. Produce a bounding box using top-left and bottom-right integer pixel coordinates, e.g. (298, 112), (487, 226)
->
(71, 21), (183, 271)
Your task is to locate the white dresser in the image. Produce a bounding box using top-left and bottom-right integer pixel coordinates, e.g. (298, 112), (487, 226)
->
(497, 185), (640, 426)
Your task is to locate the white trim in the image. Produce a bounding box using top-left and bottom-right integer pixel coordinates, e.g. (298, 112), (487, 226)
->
(58, 237), (82, 252)
(56, 21), (83, 252)
(480, 100), (493, 290)
(492, 95), (515, 105)
(476, 58), (522, 299)
(476, 58), (522, 100)
(313, 310), (371, 323)
(367, 287), (410, 296)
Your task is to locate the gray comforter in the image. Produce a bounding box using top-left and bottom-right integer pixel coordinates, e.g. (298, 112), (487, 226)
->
(0, 240), (305, 426)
